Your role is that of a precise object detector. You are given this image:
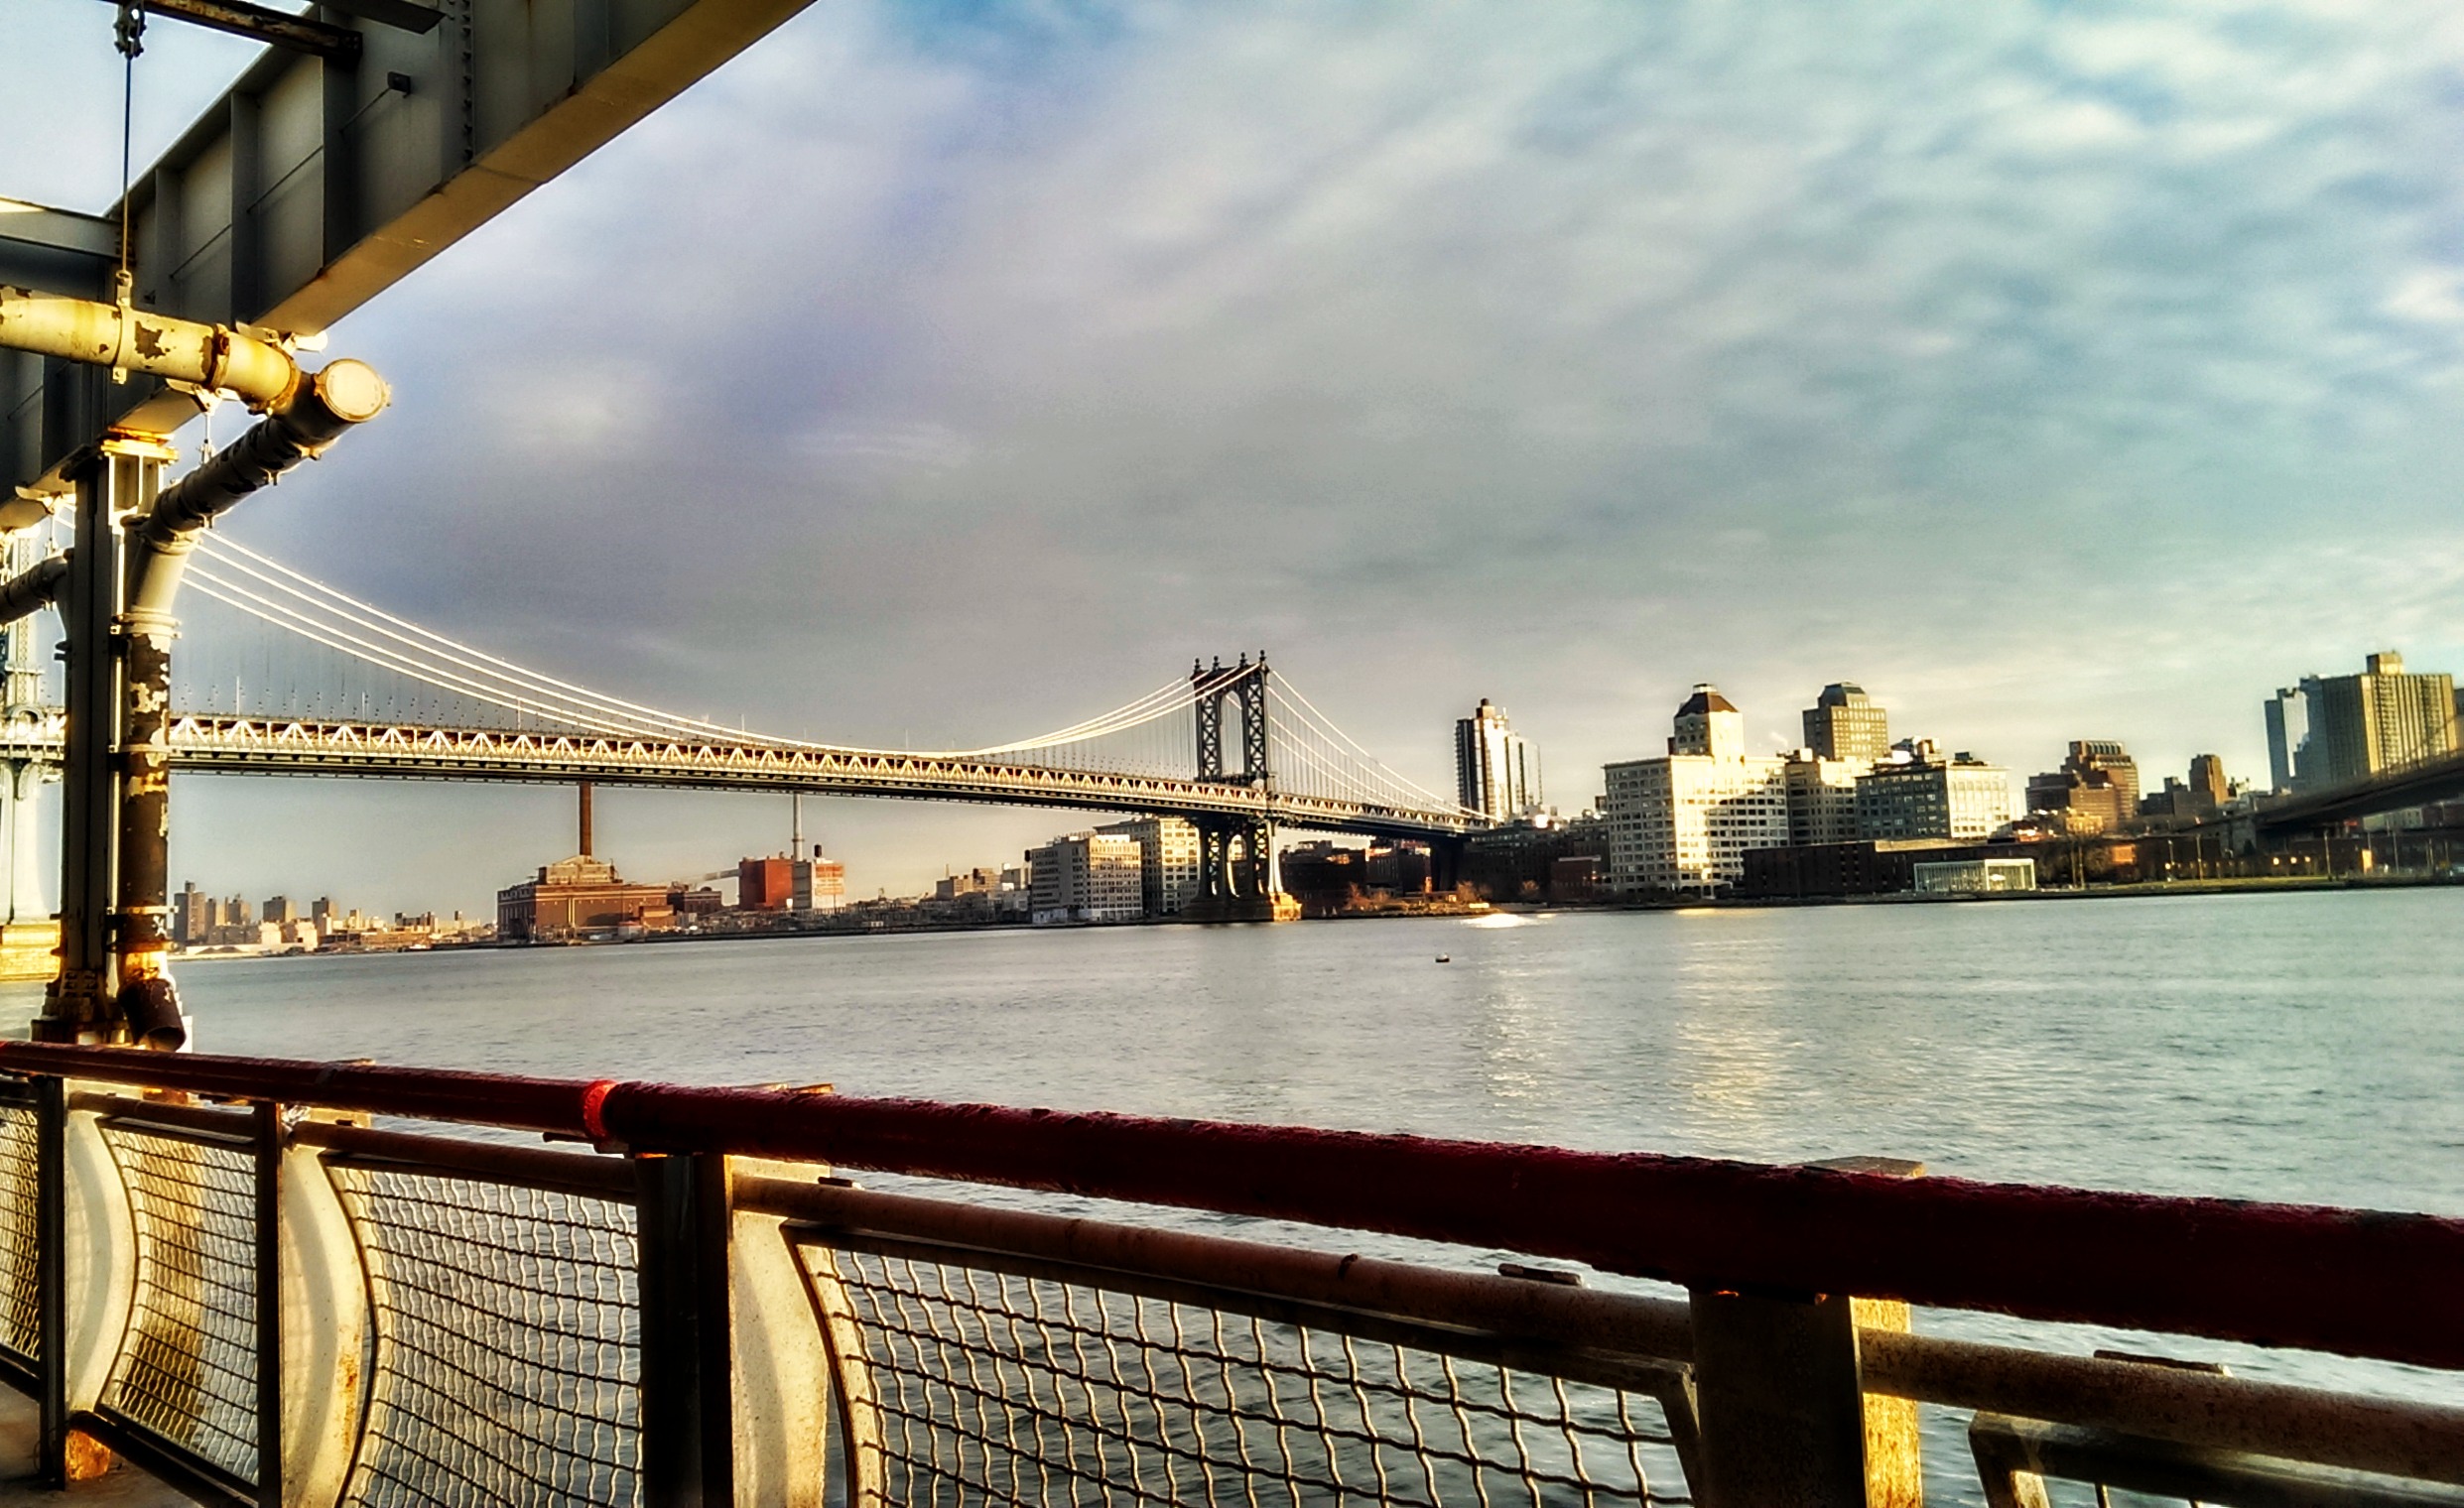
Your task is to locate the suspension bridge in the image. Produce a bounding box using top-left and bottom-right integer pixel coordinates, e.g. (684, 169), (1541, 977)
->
(2, 532), (1475, 836)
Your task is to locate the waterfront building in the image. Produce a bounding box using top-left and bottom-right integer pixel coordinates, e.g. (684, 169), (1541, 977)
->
(1455, 699), (1539, 822)
(1782, 753), (1865, 846)
(173, 882), (210, 946)
(1855, 741), (2013, 841)
(1801, 683), (1891, 765)
(2297, 652), (2459, 787)
(1602, 686), (1789, 896)
(794, 850), (847, 912)
(264, 895), (298, 926)
(1912, 857), (2037, 894)
(1095, 816), (1203, 916)
(740, 849), (845, 911)
(2025, 740), (2140, 834)
(1025, 832), (1144, 925)
(496, 853), (678, 942)
(1462, 812), (1611, 903)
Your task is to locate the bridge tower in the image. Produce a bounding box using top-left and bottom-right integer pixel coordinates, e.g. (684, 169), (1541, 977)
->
(1186, 655), (1296, 923)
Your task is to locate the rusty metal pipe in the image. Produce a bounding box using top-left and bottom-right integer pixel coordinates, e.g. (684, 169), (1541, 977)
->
(0, 285), (301, 411)
(123, 358), (389, 621)
(0, 556), (66, 627)
(108, 359), (385, 1044)
(1862, 1328), (2464, 1485)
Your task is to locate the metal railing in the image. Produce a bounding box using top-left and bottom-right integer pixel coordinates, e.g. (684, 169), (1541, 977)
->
(0, 1041), (2456, 1508)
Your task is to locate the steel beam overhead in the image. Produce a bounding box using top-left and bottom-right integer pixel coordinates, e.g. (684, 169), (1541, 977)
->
(4, 0), (818, 495)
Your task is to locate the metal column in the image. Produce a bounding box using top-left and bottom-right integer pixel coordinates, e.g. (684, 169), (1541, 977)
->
(34, 1074), (65, 1486)
(253, 1101), (285, 1508)
(636, 1151), (735, 1507)
(39, 439), (159, 1043)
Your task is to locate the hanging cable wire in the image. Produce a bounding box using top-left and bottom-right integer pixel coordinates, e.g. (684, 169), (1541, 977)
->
(171, 539), (1471, 820)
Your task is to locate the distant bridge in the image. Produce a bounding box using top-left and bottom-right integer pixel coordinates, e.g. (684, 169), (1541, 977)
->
(0, 535), (1484, 861)
(0, 709), (1480, 843)
(2243, 748), (2464, 835)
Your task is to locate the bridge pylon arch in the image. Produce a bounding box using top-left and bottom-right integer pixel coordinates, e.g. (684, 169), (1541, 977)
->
(1185, 655), (1296, 923)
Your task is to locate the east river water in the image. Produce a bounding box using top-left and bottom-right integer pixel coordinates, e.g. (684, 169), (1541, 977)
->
(5, 887), (2458, 1499)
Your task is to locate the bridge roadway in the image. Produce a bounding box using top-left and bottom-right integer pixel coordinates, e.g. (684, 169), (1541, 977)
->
(2243, 747), (2464, 833)
(0, 712), (1479, 842)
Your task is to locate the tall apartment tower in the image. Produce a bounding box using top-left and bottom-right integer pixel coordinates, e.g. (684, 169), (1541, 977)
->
(1801, 683), (1891, 765)
(2300, 651), (2459, 788)
(1455, 699), (1538, 821)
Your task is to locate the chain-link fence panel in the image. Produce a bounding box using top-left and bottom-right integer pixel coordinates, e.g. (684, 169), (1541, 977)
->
(96, 1120), (261, 1485)
(327, 1161), (641, 1508)
(0, 1095), (40, 1366)
(796, 1238), (1693, 1508)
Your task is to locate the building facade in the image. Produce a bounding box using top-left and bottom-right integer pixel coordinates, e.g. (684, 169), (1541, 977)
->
(1455, 699), (1538, 822)
(2265, 687), (2310, 793)
(497, 854), (677, 941)
(1801, 683), (1891, 764)
(1783, 755), (1865, 846)
(1603, 686), (1789, 895)
(1095, 817), (1202, 916)
(2298, 652), (2459, 787)
(1026, 832), (1145, 925)
(2025, 740), (2140, 833)
(1856, 742), (2013, 841)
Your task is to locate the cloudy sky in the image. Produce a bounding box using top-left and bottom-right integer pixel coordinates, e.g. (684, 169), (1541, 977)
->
(6, 0), (2464, 913)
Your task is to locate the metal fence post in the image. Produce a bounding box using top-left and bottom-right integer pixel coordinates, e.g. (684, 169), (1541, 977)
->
(34, 1073), (65, 1488)
(1688, 1286), (1870, 1508)
(637, 1151), (734, 1508)
(255, 1100), (284, 1508)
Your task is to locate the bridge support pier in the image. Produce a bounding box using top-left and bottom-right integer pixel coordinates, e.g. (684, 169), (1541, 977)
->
(1185, 817), (1296, 924)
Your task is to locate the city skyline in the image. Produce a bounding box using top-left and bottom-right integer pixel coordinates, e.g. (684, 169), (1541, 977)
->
(9, 2), (2464, 910)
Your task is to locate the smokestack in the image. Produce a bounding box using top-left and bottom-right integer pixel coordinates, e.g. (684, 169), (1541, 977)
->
(792, 793), (802, 855)
(579, 782), (594, 857)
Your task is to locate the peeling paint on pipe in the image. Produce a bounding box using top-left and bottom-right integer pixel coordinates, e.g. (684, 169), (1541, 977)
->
(0, 285), (302, 412)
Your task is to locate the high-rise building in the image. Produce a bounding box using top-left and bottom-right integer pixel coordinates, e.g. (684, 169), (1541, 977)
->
(2188, 754), (2229, 810)
(1096, 817), (1202, 916)
(2264, 686), (2311, 793)
(2025, 740), (2140, 833)
(264, 895), (298, 926)
(1854, 741), (2012, 841)
(1801, 684), (1891, 765)
(1455, 699), (1538, 822)
(173, 882), (209, 945)
(1603, 686), (1789, 895)
(1025, 832), (1144, 925)
(2298, 651), (2458, 788)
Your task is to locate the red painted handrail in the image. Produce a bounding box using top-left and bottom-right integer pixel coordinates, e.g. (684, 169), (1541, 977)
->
(5, 1040), (2458, 1370)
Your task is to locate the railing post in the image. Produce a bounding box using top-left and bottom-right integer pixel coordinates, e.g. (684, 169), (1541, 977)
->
(255, 1100), (284, 1508)
(637, 1151), (734, 1508)
(34, 1072), (65, 1488)
(1688, 1286), (1870, 1508)
(1688, 1156), (1927, 1508)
